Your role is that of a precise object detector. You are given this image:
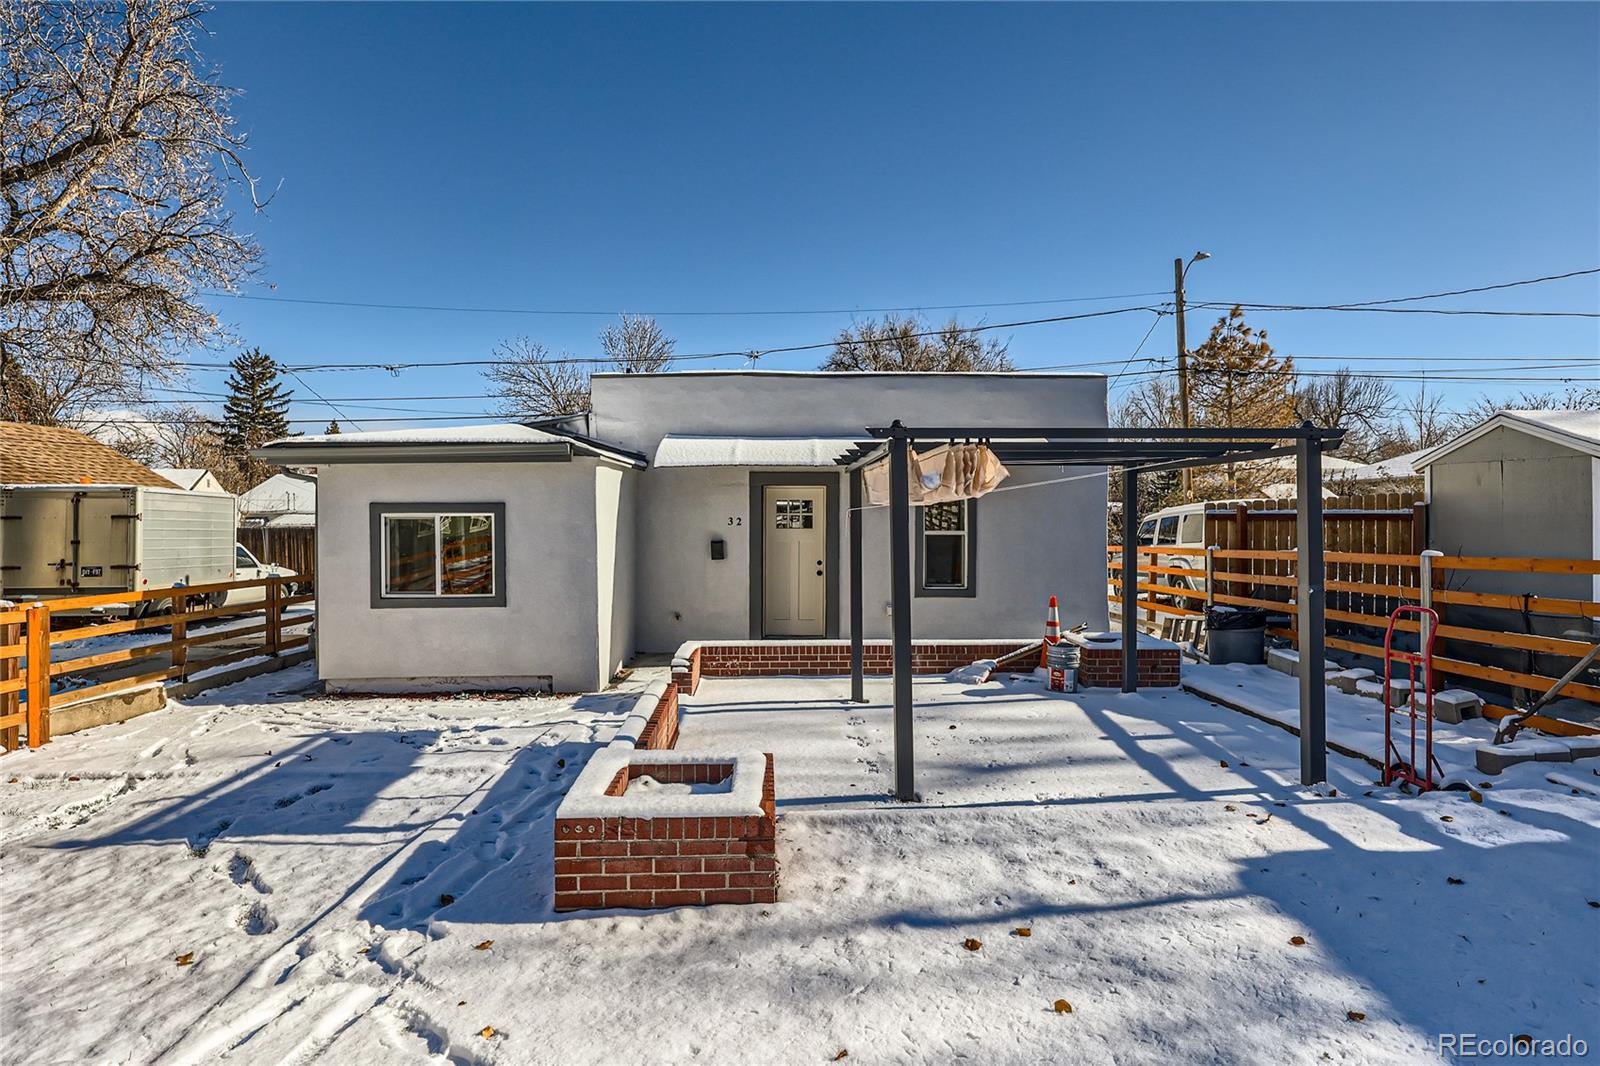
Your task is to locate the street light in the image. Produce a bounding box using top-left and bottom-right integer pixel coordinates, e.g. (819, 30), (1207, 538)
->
(1175, 251), (1211, 499)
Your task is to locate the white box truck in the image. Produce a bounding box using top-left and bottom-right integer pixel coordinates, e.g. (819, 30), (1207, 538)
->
(0, 484), (237, 616)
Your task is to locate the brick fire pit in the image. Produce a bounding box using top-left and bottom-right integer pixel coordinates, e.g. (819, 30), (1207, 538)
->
(554, 749), (776, 912)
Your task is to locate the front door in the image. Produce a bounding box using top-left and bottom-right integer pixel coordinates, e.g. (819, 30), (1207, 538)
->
(762, 485), (827, 636)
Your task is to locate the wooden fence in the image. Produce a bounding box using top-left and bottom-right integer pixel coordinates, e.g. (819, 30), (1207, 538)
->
(1108, 546), (1600, 735)
(237, 525), (316, 581)
(0, 577), (312, 750)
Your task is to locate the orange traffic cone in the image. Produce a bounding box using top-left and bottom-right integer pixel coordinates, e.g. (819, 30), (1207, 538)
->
(1039, 595), (1061, 667)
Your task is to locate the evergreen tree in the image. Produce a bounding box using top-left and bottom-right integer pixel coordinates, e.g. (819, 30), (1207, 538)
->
(220, 348), (292, 486)
(324, 419), (342, 434)
(1186, 307), (1296, 495)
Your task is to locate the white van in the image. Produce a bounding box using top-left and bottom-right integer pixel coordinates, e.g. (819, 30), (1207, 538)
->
(1135, 502), (1210, 593)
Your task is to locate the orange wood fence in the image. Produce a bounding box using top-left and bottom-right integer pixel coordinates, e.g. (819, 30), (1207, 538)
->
(1108, 546), (1600, 735)
(0, 577), (312, 750)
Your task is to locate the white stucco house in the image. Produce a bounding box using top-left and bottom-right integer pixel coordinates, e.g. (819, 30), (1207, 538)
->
(254, 372), (1110, 692)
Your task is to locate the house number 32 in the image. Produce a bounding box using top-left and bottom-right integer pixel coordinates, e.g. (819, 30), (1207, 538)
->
(728, 517), (742, 526)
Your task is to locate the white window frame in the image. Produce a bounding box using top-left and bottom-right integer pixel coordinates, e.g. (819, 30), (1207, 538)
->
(380, 511), (498, 599)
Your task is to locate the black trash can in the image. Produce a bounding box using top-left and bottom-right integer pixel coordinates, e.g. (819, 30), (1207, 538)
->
(1206, 605), (1267, 665)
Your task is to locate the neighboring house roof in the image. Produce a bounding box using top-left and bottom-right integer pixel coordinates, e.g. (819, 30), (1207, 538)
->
(0, 421), (178, 488)
(1415, 409), (1600, 468)
(151, 467), (231, 493)
(250, 422), (647, 469)
(1344, 449), (1429, 481)
(239, 472), (318, 515)
(653, 435), (868, 468)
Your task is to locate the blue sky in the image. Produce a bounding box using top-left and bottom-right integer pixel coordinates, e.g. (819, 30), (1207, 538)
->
(173, 2), (1598, 430)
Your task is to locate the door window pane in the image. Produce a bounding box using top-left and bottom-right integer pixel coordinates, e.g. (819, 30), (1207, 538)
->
(385, 517), (437, 594)
(1156, 515), (1179, 544)
(441, 515), (495, 595)
(774, 498), (814, 529)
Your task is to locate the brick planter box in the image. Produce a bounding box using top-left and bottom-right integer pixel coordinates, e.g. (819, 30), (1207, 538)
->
(554, 750), (776, 912)
(1065, 631), (1181, 688)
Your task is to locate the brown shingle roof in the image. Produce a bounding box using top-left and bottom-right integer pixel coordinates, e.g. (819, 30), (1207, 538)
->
(0, 422), (179, 488)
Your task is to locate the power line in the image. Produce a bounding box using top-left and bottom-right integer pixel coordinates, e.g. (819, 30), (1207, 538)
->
(200, 288), (1173, 318)
(1194, 266), (1600, 310)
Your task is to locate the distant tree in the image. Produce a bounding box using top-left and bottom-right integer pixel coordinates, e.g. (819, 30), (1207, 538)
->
(823, 315), (1013, 372)
(1187, 307), (1296, 494)
(323, 419), (342, 435)
(1293, 369), (1397, 460)
(1453, 385), (1600, 426)
(1111, 381), (1185, 514)
(486, 338), (594, 417)
(600, 314), (674, 374)
(220, 348), (291, 486)
(0, 0), (267, 425)
(485, 316), (676, 417)
(1372, 384), (1457, 458)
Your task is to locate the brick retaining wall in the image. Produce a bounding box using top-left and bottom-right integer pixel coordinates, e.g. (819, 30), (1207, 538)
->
(672, 640), (1033, 695)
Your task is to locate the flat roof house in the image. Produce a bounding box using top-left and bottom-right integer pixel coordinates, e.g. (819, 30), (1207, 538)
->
(255, 372), (1109, 693)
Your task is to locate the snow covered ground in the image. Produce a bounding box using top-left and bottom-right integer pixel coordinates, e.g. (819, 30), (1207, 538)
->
(1, 663), (1595, 1065)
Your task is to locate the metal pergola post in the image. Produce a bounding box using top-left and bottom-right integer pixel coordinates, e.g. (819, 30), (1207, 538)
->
(1295, 427), (1328, 785)
(1121, 466), (1139, 693)
(888, 424), (916, 801)
(849, 466), (866, 704)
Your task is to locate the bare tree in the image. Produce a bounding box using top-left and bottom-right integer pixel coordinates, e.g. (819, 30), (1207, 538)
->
(823, 315), (1013, 372)
(485, 316), (677, 416)
(1372, 384), (1457, 457)
(1293, 369), (1397, 459)
(485, 338), (593, 417)
(1453, 385), (1600, 426)
(600, 314), (674, 374)
(0, 0), (265, 424)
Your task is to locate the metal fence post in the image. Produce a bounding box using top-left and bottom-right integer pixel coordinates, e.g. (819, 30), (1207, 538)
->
(25, 602), (50, 748)
(1419, 549), (1442, 666)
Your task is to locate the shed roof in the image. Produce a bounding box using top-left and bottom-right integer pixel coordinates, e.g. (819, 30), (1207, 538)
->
(0, 422), (178, 488)
(1415, 409), (1600, 468)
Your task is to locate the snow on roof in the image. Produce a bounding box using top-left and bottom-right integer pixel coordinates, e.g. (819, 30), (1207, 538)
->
(653, 434), (866, 468)
(1416, 408), (1600, 467)
(258, 421), (646, 467)
(239, 472), (317, 514)
(1345, 449), (1429, 481)
(279, 423), (565, 446)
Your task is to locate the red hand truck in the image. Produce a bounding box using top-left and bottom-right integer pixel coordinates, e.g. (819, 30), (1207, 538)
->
(1382, 605), (1443, 791)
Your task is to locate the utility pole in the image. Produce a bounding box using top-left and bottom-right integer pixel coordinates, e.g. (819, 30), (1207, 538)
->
(1174, 256), (1192, 500)
(1172, 251), (1210, 499)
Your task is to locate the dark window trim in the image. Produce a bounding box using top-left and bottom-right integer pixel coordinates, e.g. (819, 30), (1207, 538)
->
(915, 498), (977, 598)
(747, 473), (841, 639)
(369, 502), (507, 609)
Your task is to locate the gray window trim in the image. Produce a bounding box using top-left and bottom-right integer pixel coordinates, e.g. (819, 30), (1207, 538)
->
(369, 502), (507, 609)
(915, 498), (977, 598)
(747, 473), (841, 639)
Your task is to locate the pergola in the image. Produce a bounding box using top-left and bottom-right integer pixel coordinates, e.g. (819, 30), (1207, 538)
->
(840, 421), (1347, 801)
